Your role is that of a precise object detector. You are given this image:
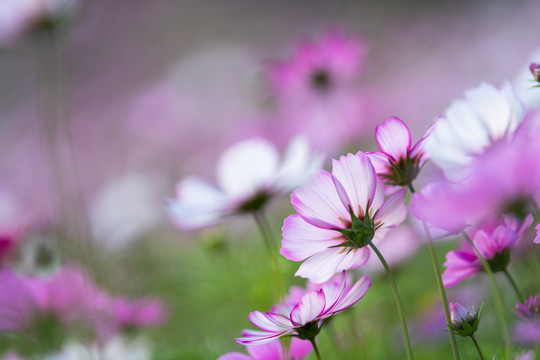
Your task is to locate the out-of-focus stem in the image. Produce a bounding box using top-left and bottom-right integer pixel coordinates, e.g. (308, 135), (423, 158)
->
(309, 339), (322, 360)
(502, 268), (524, 303)
(470, 335), (485, 360)
(252, 211), (285, 299)
(463, 233), (511, 360)
(367, 240), (414, 360)
(422, 222), (461, 360)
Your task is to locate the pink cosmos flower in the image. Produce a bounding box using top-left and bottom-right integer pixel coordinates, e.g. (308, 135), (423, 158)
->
(424, 82), (524, 180)
(218, 338), (312, 360)
(109, 297), (167, 331)
(513, 293), (540, 345)
(442, 225), (517, 287)
(530, 62), (540, 83)
(268, 27), (367, 99)
(411, 132), (540, 233)
(166, 136), (322, 229)
(281, 152), (407, 283)
(367, 117), (431, 190)
(237, 271), (371, 345)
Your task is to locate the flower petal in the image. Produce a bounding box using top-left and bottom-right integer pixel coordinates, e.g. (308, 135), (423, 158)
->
(281, 214), (344, 261)
(295, 248), (360, 284)
(291, 170), (349, 229)
(375, 117), (411, 160)
(326, 275), (371, 315)
(374, 188), (407, 230)
(246, 339), (284, 360)
(289, 338), (313, 360)
(248, 311), (294, 333)
(237, 329), (290, 346)
(218, 139), (279, 199)
(331, 152), (377, 217)
(290, 289), (326, 326)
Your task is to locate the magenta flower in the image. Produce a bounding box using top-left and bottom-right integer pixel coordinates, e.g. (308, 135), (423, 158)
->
(109, 297), (167, 331)
(268, 27), (367, 99)
(530, 62), (540, 83)
(513, 293), (540, 345)
(219, 338), (312, 360)
(449, 303), (482, 337)
(367, 117), (431, 190)
(167, 136), (322, 229)
(237, 272), (371, 345)
(442, 225), (517, 287)
(281, 152), (407, 283)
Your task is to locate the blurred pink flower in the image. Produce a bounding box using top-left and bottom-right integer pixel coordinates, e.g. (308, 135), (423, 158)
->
(0, 0), (78, 45)
(424, 82), (524, 180)
(237, 271), (370, 345)
(110, 297), (167, 330)
(514, 293), (540, 345)
(167, 136), (322, 229)
(281, 152), (407, 283)
(219, 338), (312, 360)
(268, 27), (367, 99)
(442, 225), (517, 287)
(367, 117), (431, 190)
(411, 133), (540, 233)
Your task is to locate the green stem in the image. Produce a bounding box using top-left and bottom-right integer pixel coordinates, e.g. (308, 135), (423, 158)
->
(463, 233), (511, 360)
(252, 211), (285, 298)
(470, 335), (485, 360)
(422, 222), (461, 360)
(309, 338), (322, 360)
(502, 268), (524, 303)
(367, 240), (414, 360)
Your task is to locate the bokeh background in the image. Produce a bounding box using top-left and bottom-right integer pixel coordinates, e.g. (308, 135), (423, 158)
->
(0, 0), (539, 359)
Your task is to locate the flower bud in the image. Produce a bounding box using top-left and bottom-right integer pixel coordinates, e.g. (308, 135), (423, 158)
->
(530, 62), (540, 83)
(449, 302), (483, 337)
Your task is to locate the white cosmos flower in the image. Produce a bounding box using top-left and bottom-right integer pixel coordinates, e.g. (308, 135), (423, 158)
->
(166, 136), (323, 229)
(424, 82), (524, 180)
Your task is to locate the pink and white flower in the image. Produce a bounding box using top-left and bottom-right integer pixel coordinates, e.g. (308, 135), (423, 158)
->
(218, 338), (312, 360)
(367, 117), (431, 190)
(424, 82), (524, 180)
(281, 152), (407, 283)
(237, 271), (371, 345)
(442, 225), (517, 287)
(167, 136), (322, 229)
(513, 293), (540, 345)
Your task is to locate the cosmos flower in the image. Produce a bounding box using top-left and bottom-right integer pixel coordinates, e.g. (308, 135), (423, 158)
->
(449, 303), (482, 337)
(513, 293), (540, 345)
(530, 62), (540, 83)
(367, 117), (431, 190)
(281, 152), (407, 283)
(268, 26), (367, 99)
(167, 136), (322, 229)
(108, 297), (167, 332)
(0, 0), (78, 45)
(236, 271), (370, 345)
(218, 338), (312, 360)
(442, 225), (517, 287)
(424, 82), (524, 180)
(411, 132), (540, 233)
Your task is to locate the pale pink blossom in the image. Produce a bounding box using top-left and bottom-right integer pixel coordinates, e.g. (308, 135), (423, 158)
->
(237, 272), (370, 345)
(167, 136), (322, 229)
(514, 293), (540, 345)
(109, 297), (167, 331)
(367, 117), (431, 190)
(281, 152), (407, 283)
(219, 338), (312, 360)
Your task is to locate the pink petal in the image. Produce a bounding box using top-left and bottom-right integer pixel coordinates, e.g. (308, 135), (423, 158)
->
(331, 152), (377, 217)
(327, 276), (371, 315)
(535, 224), (540, 244)
(237, 329), (288, 345)
(295, 248), (360, 284)
(366, 152), (391, 175)
(290, 289), (326, 326)
(248, 312), (293, 333)
(281, 214), (344, 261)
(291, 170), (349, 229)
(217, 353), (252, 360)
(375, 117), (411, 161)
(473, 230), (497, 259)
(289, 338), (313, 360)
(491, 225), (516, 250)
(374, 188), (407, 229)
(246, 339), (285, 360)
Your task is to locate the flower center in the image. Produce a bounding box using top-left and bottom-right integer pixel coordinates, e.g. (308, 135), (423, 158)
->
(310, 69), (332, 91)
(237, 191), (270, 213)
(332, 205), (379, 249)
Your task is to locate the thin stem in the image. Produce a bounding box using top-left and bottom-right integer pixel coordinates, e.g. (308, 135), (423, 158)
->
(309, 338), (322, 360)
(252, 211), (285, 298)
(407, 181), (416, 193)
(422, 222), (461, 360)
(463, 233), (511, 360)
(470, 335), (485, 360)
(367, 240), (414, 360)
(503, 268), (524, 303)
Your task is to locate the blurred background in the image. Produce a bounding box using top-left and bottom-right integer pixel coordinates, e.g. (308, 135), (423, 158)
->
(0, 0), (539, 359)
